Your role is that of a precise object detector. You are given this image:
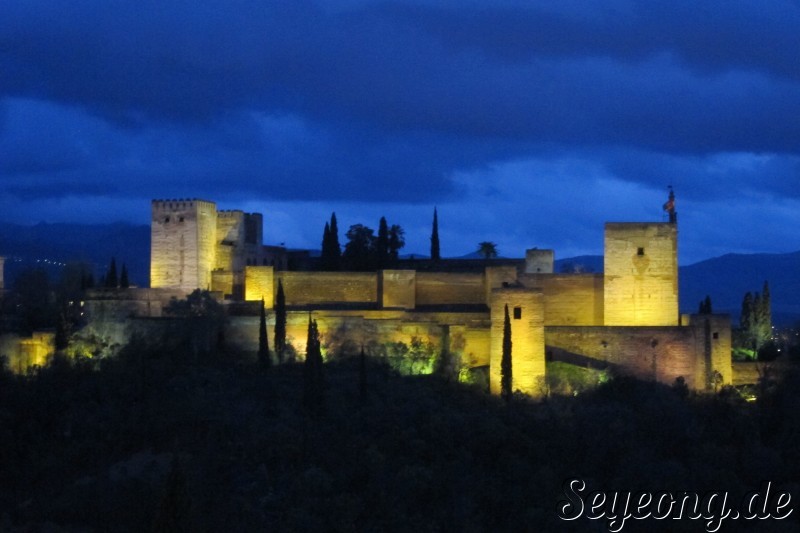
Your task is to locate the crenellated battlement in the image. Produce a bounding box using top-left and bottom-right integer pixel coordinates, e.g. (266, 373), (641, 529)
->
(152, 199), (216, 212)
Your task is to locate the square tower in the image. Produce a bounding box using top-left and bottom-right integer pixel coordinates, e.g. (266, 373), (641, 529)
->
(151, 199), (217, 290)
(603, 222), (678, 326)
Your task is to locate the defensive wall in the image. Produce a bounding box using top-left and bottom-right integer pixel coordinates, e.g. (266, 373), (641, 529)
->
(545, 313), (732, 390)
(80, 199), (736, 394)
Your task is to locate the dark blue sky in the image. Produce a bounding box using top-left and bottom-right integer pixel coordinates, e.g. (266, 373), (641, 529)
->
(2, 0), (800, 264)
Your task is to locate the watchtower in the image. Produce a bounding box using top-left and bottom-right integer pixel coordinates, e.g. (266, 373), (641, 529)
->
(150, 199), (218, 291)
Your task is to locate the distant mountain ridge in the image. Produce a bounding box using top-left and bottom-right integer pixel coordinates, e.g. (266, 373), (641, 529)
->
(0, 221), (150, 288)
(1, 222), (798, 325)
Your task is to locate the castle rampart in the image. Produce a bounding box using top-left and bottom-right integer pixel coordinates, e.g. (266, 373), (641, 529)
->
(119, 196), (734, 394)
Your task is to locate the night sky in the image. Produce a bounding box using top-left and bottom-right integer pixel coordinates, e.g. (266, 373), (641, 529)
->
(2, 0), (800, 264)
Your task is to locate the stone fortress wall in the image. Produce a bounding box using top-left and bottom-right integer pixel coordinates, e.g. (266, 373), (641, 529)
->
(78, 197), (733, 396)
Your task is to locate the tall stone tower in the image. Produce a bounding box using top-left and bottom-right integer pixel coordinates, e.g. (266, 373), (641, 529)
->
(489, 288), (545, 396)
(603, 222), (678, 326)
(151, 199), (218, 291)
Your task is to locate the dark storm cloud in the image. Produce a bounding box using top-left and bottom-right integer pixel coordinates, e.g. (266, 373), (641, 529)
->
(4, 0), (800, 152)
(2, 0), (800, 260)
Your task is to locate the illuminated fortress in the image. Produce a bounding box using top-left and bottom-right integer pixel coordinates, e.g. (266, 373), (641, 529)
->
(87, 196), (732, 395)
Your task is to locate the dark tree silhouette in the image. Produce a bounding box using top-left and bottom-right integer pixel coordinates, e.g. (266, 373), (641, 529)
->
(501, 304), (513, 402)
(343, 224), (375, 271)
(119, 264), (130, 288)
(303, 315), (324, 414)
(105, 258), (118, 288)
(274, 280), (286, 363)
(329, 212), (341, 270)
(258, 298), (270, 367)
(376, 217), (389, 269)
(698, 295), (712, 314)
(388, 224), (405, 264)
(478, 242), (498, 260)
(430, 207), (440, 261)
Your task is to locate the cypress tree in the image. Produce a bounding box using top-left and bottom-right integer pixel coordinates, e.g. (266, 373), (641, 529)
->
(274, 280), (286, 363)
(320, 222), (331, 270)
(120, 264), (130, 288)
(329, 213), (341, 270)
(303, 315), (324, 413)
(258, 298), (270, 367)
(430, 207), (440, 261)
(376, 217), (389, 269)
(740, 292), (753, 333)
(106, 258), (118, 288)
(501, 304), (513, 402)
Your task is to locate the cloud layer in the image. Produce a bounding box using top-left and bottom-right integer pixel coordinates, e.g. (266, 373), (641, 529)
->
(2, 0), (800, 263)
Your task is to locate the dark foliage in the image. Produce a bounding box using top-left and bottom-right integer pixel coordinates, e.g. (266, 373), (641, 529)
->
(319, 213), (342, 271)
(739, 282), (772, 352)
(430, 207), (440, 261)
(274, 280), (287, 363)
(105, 257), (118, 288)
(119, 264), (130, 288)
(501, 304), (512, 401)
(5, 337), (800, 531)
(303, 316), (325, 414)
(698, 295), (712, 314)
(258, 299), (270, 368)
(342, 224), (375, 271)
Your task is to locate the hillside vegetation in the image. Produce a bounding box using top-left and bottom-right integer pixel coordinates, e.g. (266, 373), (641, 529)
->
(2, 342), (800, 532)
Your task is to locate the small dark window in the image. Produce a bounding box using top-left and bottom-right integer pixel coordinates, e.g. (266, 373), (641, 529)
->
(713, 332), (719, 339)
(513, 307), (522, 320)
(164, 216), (170, 223)
(179, 216), (184, 222)
(637, 247), (645, 256)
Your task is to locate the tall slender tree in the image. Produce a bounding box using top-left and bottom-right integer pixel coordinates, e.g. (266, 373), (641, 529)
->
(430, 207), (440, 261)
(320, 222), (331, 270)
(120, 264), (130, 288)
(303, 315), (324, 413)
(376, 217), (389, 269)
(258, 298), (270, 367)
(501, 304), (513, 402)
(329, 213), (341, 270)
(106, 258), (118, 288)
(274, 280), (286, 363)
(740, 292), (753, 334)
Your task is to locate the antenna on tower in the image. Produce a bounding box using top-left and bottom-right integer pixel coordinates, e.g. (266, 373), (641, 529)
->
(662, 185), (677, 224)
